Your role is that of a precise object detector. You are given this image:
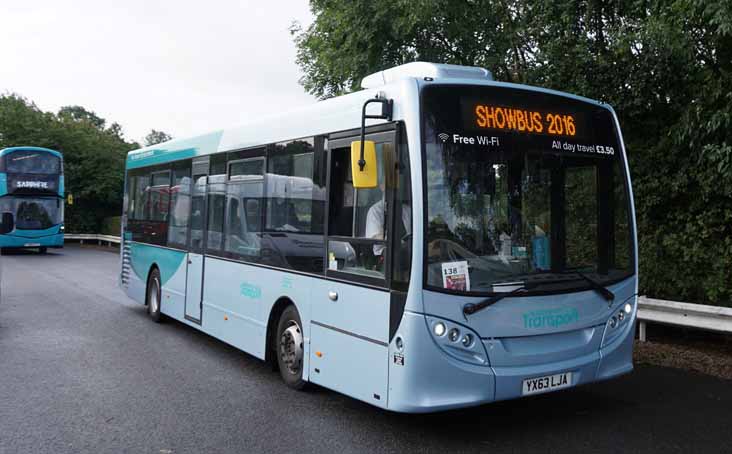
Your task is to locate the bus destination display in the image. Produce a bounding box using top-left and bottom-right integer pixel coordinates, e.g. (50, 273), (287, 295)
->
(466, 102), (581, 137)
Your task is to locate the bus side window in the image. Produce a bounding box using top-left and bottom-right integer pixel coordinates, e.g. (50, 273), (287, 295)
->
(225, 156), (265, 260)
(205, 155), (227, 255)
(262, 138), (325, 273)
(149, 170), (170, 222)
(133, 174), (149, 221)
(168, 164), (191, 249)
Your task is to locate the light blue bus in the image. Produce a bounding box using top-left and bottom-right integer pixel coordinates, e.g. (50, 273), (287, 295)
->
(0, 147), (64, 252)
(120, 63), (637, 412)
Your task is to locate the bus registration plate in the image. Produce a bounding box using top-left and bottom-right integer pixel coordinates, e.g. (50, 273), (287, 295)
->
(24, 243), (41, 247)
(522, 372), (572, 396)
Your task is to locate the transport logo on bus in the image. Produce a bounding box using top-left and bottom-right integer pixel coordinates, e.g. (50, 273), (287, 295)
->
(523, 307), (579, 329)
(240, 282), (262, 299)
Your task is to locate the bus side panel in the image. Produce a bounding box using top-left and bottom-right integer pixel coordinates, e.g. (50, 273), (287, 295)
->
(309, 323), (389, 409)
(308, 279), (391, 408)
(159, 253), (189, 321)
(127, 242), (187, 307)
(200, 257), (314, 367)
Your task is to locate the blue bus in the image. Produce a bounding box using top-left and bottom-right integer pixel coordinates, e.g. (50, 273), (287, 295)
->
(120, 63), (637, 412)
(0, 147), (64, 252)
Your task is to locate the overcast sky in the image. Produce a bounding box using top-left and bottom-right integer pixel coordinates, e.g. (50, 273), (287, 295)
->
(0, 1), (316, 144)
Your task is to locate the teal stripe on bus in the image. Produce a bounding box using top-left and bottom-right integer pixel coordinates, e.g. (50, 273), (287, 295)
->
(126, 131), (224, 169)
(129, 242), (186, 285)
(0, 147), (63, 158)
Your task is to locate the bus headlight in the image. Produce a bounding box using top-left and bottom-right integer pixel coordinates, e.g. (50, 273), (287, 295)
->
(602, 297), (635, 347)
(427, 316), (489, 366)
(433, 322), (446, 337)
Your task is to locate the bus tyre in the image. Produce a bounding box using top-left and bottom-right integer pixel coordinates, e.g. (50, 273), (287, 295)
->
(146, 268), (163, 323)
(276, 306), (307, 390)
(39, 247), (47, 254)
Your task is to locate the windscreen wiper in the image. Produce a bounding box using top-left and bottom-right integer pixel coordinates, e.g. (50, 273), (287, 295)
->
(462, 273), (615, 317)
(462, 279), (574, 316)
(562, 270), (615, 302)
(463, 285), (527, 316)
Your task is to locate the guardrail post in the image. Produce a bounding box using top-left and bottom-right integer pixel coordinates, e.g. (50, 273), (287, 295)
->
(639, 320), (647, 342)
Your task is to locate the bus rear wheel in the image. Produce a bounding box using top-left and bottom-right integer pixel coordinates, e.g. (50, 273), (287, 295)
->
(276, 305), (307, 390)
(146, 268), (163, 323)
(39, 247), (47, 254)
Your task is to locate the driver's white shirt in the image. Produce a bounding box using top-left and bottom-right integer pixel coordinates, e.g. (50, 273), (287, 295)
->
(365, 199), (411, 256)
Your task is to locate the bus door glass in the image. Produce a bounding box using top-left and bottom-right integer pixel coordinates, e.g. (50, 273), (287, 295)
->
(308, 130), (396, 408)
(185, 158), (209, 323)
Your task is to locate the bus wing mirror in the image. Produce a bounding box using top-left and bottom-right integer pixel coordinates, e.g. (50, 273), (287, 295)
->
(351, 141), (378, 189)
(0, 212), (14, 234)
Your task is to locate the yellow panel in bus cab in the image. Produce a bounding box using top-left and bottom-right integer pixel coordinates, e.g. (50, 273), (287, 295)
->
(350, 141), (378, 189)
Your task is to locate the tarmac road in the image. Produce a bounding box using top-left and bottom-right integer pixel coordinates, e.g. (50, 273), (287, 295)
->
(0, 245), (730, 453)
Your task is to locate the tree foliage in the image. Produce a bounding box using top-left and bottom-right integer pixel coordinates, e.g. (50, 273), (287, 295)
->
(293, 0), (732, 305)
(144, 129), (172, 146)
(0, 94), (139, 233)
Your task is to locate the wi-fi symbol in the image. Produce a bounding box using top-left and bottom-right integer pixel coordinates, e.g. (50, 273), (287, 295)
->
(438, 133), (450, 142)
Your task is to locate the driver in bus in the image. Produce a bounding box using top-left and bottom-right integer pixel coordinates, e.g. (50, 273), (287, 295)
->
(365, 180), (411, 258)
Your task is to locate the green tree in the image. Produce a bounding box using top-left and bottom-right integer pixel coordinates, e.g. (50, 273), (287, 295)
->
(144, 129), (172, 146)
(293, 0), (732, 305)
(58, 105), (106, 130)
(0, 94), (139, 233)
(290, 0), (530, 99)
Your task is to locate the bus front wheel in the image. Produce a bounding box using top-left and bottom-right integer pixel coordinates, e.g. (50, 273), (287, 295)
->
(276, 306), (307, 390)
(146, 268), (163, 323)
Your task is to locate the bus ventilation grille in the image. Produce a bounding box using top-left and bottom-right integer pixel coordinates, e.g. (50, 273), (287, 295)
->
(121, 243), (131, 287)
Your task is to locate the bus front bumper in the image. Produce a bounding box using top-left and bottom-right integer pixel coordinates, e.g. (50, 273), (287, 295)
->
(386, 311), (635, 413)
(0, 229), (64, 248)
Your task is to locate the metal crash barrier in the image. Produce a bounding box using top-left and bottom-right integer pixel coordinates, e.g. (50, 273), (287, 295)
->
(637, 296), (732, 341)
(65, 233), (120, 248)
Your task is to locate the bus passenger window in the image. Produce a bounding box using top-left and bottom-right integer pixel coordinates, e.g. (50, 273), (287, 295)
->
(207, 192), (225, 252)
(189, 175), (206, 253)
(168, 165), (191, 249)
(262, 138), (325, 273)
(225, 156), (264, 259)
(149, 171), (170, 222)
(133, 174), (149, 221)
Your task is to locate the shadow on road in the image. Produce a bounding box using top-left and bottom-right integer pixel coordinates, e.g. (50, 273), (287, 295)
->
(0, 249), (65, 257)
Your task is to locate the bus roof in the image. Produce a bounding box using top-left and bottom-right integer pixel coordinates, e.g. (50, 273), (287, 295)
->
(126, 62), (611, 170)
(0, 147), (63, 159)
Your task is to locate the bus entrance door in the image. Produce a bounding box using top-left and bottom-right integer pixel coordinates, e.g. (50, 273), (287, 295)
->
(185, 159), (209, 324)
(308, 133), (396, 408)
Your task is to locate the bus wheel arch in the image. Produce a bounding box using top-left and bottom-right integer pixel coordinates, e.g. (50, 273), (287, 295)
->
(266, 297), (295, 368)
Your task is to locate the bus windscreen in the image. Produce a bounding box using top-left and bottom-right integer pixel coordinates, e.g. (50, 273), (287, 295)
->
(422, 85), (634, 296)
(5, 150), (61, 174)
